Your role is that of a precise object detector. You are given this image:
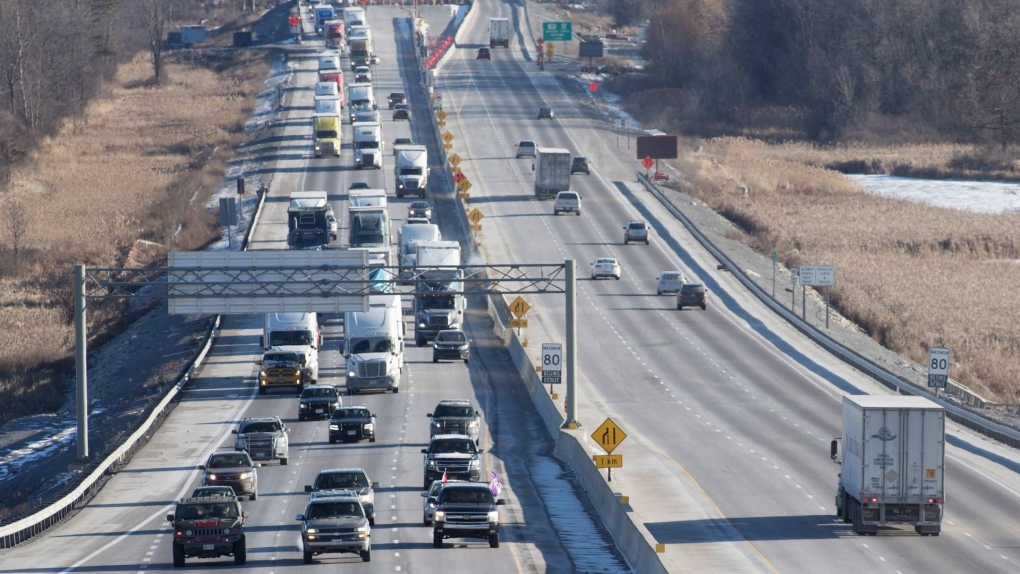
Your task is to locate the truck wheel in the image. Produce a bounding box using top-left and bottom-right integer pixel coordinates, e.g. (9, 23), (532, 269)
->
(233, 537), (247, 565)
(280, 457), (288, 466)
(329, 436), (336, 444)
(258, 387), (266, 395)
(424, 477), (432, 489)
(433, 532), (443, 548)
(250, 490), (257, 501)
(361, 548), (371, 562)
(303, 548), (314, 564)
(424, 513), (431, 526)
(701, 303), (707, 310)
(370, 434), (376, 443)
(172, 543), (185, 567)
(489, 533), (500, 548)
(368, 516), (375, 526)
(576, 211), (581, 216)
(416, 337), (425, 347)
(392, 386), (399, 394)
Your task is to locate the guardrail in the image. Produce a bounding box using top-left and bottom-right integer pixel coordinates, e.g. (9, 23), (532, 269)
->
(636, 173), (1020, 449)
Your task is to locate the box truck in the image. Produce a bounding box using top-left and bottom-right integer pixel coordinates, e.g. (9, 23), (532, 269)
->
(533, 147), (571, 199)
(489, 18), (509, 48)
(831, 395), (945, 536)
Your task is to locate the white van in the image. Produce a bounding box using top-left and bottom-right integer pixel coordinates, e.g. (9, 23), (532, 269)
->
(315, 81), (339, 99)
(344, 294), (405, 394)
(262, 313), (321, 382)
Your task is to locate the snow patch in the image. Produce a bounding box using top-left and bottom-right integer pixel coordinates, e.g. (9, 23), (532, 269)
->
(848, 174), (1020, 215)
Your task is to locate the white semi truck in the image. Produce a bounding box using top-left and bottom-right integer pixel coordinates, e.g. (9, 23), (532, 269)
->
(394, 145), (429, 198)
(413, 240), (464, 346)
(344, 294), (404, 394)
(533, 147), (572, 199)
(831, 395), (945, 536)
(353, 121), (383, 169)
(398, 222), (441, 282)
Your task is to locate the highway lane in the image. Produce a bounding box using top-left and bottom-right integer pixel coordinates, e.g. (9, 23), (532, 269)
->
(436, 1), (1020, 572)
(0, 5), (620, 573)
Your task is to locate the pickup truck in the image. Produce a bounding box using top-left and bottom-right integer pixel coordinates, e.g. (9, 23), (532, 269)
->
(431, 482), (506, 548)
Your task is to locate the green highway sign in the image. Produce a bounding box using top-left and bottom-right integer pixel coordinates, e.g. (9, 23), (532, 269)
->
(543, 21), (573, 42)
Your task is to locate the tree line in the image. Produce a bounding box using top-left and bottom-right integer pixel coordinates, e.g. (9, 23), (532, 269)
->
(600, 0), (1020, 143)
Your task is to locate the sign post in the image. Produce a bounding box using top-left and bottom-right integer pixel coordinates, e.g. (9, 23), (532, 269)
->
(592, 418), (627, 481)
(771, 250), (777, 298)
(790, 267), (799, 311)
(927, 347), (950, 397)
(798, 265), (835, 326)
(541, 342), (562, 393)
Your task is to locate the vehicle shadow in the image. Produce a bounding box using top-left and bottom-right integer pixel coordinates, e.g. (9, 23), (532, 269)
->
(645, 514), (882, 542)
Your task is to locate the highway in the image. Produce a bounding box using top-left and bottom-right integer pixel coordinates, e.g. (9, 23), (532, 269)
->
(433, 0), (1020, 572)
(0, 5), (624, 573)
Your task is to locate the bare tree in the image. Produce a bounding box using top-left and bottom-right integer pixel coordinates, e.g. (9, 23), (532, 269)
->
(137, 0), (172, 82)
(4, 198), (29, 266)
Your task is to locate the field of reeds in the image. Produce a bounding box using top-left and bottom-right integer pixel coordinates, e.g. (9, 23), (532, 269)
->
(0, 49), (271, 427)
(659, 136), (1020, 404)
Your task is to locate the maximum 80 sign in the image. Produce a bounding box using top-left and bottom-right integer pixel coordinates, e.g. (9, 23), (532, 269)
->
(541, 343), (562, 385)
(928, 347), (949, 388)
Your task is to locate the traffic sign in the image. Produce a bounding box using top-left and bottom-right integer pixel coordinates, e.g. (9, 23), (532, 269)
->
(593, 454), (623, 469)
(541, 343), (562, 384)
(289, 15), (299, 27)
(436, 109), (448, 121)
(457, 179), (472, 192)
(509, 318), (528, 329)
(545, 44), (554, 58)
(457, 190), (470, 199)
(443, 143), (453, 150)
(453, 171), (465, 183)
(542, 21), (573, 42)
(928, 347), (950, 388)
(589, 82), (599, 92)
(508, 296), (530, 318)
(441, 131), (454, 144)
(641, 155), (654, 170)
(799, 265), (835, 286)
(467, 208), (484, 224)
(536, 38), (544, 46)
(448, 153), (462, 167)
(592, 418), (627, 454)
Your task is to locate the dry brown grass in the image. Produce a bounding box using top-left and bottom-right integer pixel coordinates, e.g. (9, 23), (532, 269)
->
(665, 136), (1020, 403)
(0, 49), (271, 426)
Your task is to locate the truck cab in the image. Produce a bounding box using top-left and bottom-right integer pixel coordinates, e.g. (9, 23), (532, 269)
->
(261, 313), (320, 383)
(343, 294), (405, 394)
(395, 145), (429, 198)
(313, 114), (341, 158)
(353, 121), (383, 169)
(413, 240), (465, 346)
(287, 191), (336, 247)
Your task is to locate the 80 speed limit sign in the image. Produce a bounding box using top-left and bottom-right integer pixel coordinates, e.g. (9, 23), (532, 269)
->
(927, 347), (950, 388)
(541, 343), (562, 385)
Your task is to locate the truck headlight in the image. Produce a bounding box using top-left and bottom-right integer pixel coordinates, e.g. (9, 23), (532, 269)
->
(488, 510), (499, 523)
(329, 424), (339, 430)
(468, 421), (479, 430)
(238, 471), (252, 479)
(222, 527), (232, 535)
(299, 403), (308, 409)
(305, 528), (317, 534)
(356, 525), (369, 533)
(418, 321), (426, 328)
(427, 460), (436, 468)
(469, 459), (480, 469)
(207, 474), (217, 480)
(433, 421), (442, 429)
(185, 529), (194, 536)
(363, 423), (374, 431)
(347, 370), (357, 378)
(433, 510), (444, 521)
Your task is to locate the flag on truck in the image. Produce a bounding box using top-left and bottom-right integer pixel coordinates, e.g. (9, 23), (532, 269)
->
(490, 471), (502, 497)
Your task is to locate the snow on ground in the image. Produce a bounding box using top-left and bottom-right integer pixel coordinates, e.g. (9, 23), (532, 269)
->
(848, 174), (1020, 215)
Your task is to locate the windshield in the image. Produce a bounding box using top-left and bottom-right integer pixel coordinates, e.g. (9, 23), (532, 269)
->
(435, 331), (466, 344)
(333, 408), (371, 420)
(351, 214), (386, 246)
(357, 141), (380, 150)
(306, 501), (363, 519)
(422, 294), (455, 310)
(441, 488), (493, 504)
(208, 454), (250, 468)
(316, 130), (338, 139)
(269, 330), (314, 347)
(662, 273), (680, 280)
(682, 285), (705, 294)
(178, 502), (238, 520)
(434, 403), (473, 417)
(315, 472), (368, 489)
(430, 440), (475, 454)
(264, 353), (299, 363)
(350, 337), (393, 354)
(302, 387), (335, 398)
(400, 167), (423, 176)
(239, 421), (282, 433)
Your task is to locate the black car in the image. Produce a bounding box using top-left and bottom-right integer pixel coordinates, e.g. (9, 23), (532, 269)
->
(476, 47), (491, 60)
(298, 385), (342, 421)
(408, 200), (432, 220)
(393, 103), (411, 120)
(432, 329), (470, 363)
(676, 283), (708, 311)
(421, 434), (483, 488)
(387, 92), (407, 109)
(571, 156), (589, 175)
(329, 406), (377, 443)
(537, 106), (554, 119)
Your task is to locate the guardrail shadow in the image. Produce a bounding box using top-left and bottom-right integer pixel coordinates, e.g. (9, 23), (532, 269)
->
(645, 515), (862, 543)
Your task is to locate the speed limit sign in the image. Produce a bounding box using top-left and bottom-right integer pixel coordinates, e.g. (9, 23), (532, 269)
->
(927, 347), (949, 388)
(541, 343), (562, 385)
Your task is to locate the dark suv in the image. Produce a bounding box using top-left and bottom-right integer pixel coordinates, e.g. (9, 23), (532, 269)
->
(421, 434), (483, 488)
(296, 490), (371, 563)
(200, 451), (260, 500)
(571, 156), (590, 175)
(428, 399), (480, 443)
(328, 406), (376, 443)
(168, 496), (248, 567)
(676, 283), (708, 310)
(432, 482), (506, 549)
(387, 92), (407, 109)
(623, 220), (650, 245)
(306, 467), (379, 525)
(298, 385), (342, 421)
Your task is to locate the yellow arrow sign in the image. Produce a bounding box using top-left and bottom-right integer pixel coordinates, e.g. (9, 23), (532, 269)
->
(442, 131), (454, 144)
(508, 296), (530, 318)
(448, 153), (462, 167)
(457, 179), (472, 192)
(592, 418), (627, 454)
(467, 208), (484, 224)
(436, 109), (448, 121)
(593, 454), (623, 469)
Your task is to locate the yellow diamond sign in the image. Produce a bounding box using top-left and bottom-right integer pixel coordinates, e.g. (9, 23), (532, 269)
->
(508, 296), (530, 318)
(457, 179), (472, 192)
(436, 109), (448, 121)
(448, 153), (462, 167)
(442, 132), (454, 144)
(592, 418), (627, 454)
(467, 208), (484, 224)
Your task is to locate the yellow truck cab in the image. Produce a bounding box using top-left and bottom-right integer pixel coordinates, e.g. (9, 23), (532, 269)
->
(313, 114), (341, 158)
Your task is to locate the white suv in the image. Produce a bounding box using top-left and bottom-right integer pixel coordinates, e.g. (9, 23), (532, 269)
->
(591, 257), (621, 280)
(623, 220), (650, 244)
(515, 140), (536, 158)
(553, 191), (581, 216)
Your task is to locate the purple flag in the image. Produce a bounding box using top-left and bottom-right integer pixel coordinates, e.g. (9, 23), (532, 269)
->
(490, 471), (502, 497)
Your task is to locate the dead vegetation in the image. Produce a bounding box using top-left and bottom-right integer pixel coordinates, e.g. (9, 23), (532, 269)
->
(0, 49), (271, 426)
